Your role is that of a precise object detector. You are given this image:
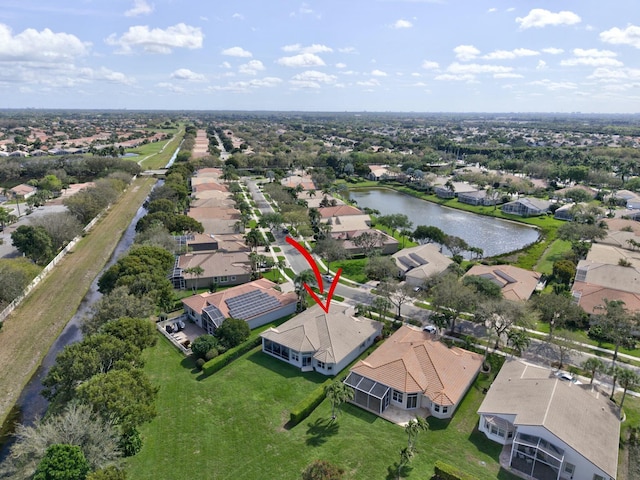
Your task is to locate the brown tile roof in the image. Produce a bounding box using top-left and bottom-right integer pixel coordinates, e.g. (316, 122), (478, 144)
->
(478, 360), (620, 479)
(319, 205), (364, 218)
(464, 264), (541, 302)
(351, 325), (482, 405)
(572, 281), (640, 314)
(188, 206), (241, 221)
(177, 251), (251, 279)
(182, 278), (296, 318)
(192, 183), (229, 193)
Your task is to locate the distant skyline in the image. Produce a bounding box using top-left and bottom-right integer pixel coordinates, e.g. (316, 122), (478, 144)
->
(1, 0), (639, 113)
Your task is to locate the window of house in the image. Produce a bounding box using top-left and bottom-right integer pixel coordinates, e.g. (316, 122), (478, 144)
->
(219, 276), (228, 283)
(317, 361), (326, 369)
(442, 406), (448, 414)
(489, 424), (506, 438)
(392, 390), (404, 403)
(593, 475), (604, 480)
(231, 276), (236, 281)
(291, 352), (299, 362)
(328, 366), (332, 371)
(433, 404), (440, 412)
(563, 463), (575, 477)
(407, 393), (418, 409)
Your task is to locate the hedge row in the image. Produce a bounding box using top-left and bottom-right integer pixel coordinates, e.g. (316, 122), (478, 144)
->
(201, 336), (262, 377)
(434, 461), (478, 480)
(289, 380), (332, 427)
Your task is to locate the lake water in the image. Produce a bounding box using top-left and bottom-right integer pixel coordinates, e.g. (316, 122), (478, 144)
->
(349, 188), (539, 257)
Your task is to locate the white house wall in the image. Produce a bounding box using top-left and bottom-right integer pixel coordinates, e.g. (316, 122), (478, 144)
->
(246, 303), (297, 330)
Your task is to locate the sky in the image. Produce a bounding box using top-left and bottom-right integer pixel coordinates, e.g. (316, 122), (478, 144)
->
(1, 0), (639, 113)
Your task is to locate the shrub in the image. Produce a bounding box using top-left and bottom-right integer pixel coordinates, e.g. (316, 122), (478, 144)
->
(191, 334), (219, 359)
(195, 358), (206, 370)
(201, 336), (262, 377)
(289, 381), (331, 427)
(118, 427), (143, 457)
(204, 349), (219, 361)
(434, 460), (479, 480)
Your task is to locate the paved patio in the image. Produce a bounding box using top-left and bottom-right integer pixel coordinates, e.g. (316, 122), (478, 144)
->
(379, 404), (431, 426)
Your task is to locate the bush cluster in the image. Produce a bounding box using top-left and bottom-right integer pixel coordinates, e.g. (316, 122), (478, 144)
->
(288, 380), (332, 427)
(433, 460), (479, 480)
(201, 336), (262, 376)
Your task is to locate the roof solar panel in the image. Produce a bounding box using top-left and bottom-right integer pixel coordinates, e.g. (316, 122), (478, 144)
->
(225, 289), (281, 320)
(408, 252), (428, 266)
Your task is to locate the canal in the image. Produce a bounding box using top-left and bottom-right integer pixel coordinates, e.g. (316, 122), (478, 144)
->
(349, 188), (539, 257)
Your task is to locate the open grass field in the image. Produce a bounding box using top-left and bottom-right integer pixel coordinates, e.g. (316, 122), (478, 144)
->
(332, 257), (368, 284)
(134, 126), (185, 170)
(126, 336), (521, 480)
(0, 176), (156, 429)
(534, 239), (572, 274)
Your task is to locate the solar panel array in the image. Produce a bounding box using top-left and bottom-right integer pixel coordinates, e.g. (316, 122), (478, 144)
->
(203, 305), (225, 328)
(226, 290), (281, 320)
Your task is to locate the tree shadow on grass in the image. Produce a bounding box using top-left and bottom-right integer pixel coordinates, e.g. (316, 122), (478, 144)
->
(246, 350), (326, 383)
(305, 417), (339, 446)
(180, 355), (200, 374)
(385, 463), (413, 480)
(468, 425), (503, 457)
(426, 416), (450, 431)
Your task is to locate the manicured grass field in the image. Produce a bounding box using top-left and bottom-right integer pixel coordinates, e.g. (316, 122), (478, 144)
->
(534, 239), (572, 274)
(332, 257), (368, 284)
(126, 336), (519, 480)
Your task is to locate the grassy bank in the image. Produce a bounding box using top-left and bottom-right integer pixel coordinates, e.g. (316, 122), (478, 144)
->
(126, 336), (519, 480)
(134, 126), (185, 170)
(0, 176), (156, 429)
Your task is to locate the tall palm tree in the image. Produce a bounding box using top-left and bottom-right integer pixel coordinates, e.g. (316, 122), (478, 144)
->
(294, 269), (315, 311)
(397, 447), (413, 480)
(582, 357), (605, 385)
(405, 417), (429, 453)
(184, 266), (204, 293)
(325, 381), (354, 420)
(617, 368), (639, 415)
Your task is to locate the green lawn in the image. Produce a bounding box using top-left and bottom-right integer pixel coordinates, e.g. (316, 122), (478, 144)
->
(126, 336), (518, 480)
(534, 239), (572, 274)
(332, 257), (369, 284)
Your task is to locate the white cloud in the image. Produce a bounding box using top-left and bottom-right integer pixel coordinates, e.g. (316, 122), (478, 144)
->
(516, 9), (581, 29)
(392, 19), (413, 29)
(221, 61), (232, 69)
(589, 67), (640, 81)
(454, 45), (480, 61)
(290, 70), (337, 88)
(530, 79), (578, 90)
(542, 47), (564, 55)
(221, 46), (252, 57)
(282, 43), (333, 54)
(421, 60), (439, 69)
(487, 8), (497, 13)
(412, 81), (428, 87)
(483, 48), (539, 60)
(238, 59), (265, 75)
(434, 73), (475, 82)
(371, 69), (388, 76)
(338, 47), (357, 54)
(156, 82), (185, 93)
(0, 24), (89, 62)
(506, 7), (515, 12)
(106, 23), (203, 54)
(561, 57), (622, 67)
(170, 68), (205, 82)
(276, 53), (325, 67)
(357, 79), (380, 87)
(600, 25), (640, 49)
(573, 48), (617, 57)
(232, 13), (245, 20)
(494, 73), (524, 79)
(447, 62), (513, 74)
(335, 62), (347, 69)
(536, 60), (548, 70)
(124, 0), (153, 17)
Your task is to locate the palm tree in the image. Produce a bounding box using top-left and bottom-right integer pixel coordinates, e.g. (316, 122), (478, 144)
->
(325, 380), (354, 420)
(184, 266), (204, 293)
(405, 417), (429, 453)
(294, 269), (315, 311)
(244, 228), (263, 252)
(506, 329), (530, 357)
(617, 368), (639, 415)
(397, 447), (413, 480)
(582, 357), (605, 385)
(609, 365), (623, 400)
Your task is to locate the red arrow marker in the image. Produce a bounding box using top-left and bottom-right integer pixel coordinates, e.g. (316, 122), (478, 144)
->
(285, 236), (342, 312)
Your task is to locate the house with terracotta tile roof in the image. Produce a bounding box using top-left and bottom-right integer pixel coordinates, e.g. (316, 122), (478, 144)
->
(345, 325), (482, 419)
(9, 184), (37, 200)
(478, 360), (619, 480)
(260, 305), (381, 376)
(331, 228), (399, 255)
(182, 278), (297, 334)
(464, 264), (542, 302)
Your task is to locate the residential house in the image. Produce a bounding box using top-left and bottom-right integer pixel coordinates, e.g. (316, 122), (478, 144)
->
(368, 165), (398, 181)
(345, 325), (482, 419)
(553, 203), (578, 221)
(182, 278), (297, 334)
(177, 233), (249, 253)
(596, 218), (640, 249)
(392, 243), (453, 286)
(554, 185), (597, 200)
(464, 264), (542, 302)
(434, 181), (478, 199)
(478, 360), (619, 480)
(260, 305), (381, 376)
(502, 198), (550, 217)
(9, 184), (37, 200)
(331, 228), (399, 255)
(281, 173), (316, 191)
(457, 189), (500, 207)
(571, 246), (640, 314)
(172, 251), (252, 290)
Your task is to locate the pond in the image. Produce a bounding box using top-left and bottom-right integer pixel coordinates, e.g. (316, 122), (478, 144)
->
(348, 188), (539, 258)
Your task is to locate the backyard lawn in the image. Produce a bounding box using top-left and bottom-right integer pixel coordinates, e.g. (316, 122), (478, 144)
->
(126, 336), (519, 480)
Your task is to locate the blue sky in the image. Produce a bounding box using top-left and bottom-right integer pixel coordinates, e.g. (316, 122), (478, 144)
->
(1, 0), (639, 112)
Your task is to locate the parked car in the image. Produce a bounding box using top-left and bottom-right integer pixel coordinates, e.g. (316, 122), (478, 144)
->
(423, 325), (437, 334)
(555, 371), (582, 384)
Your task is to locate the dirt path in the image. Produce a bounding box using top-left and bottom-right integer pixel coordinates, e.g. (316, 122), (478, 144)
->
(0, 177), (156, 427)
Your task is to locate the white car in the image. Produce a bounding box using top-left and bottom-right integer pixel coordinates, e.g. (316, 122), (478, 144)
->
(555, 371), (582, 384)
(423, 325), (437, 334)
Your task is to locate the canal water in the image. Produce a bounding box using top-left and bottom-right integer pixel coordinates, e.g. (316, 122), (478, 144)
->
(349, 188), (539, 258)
